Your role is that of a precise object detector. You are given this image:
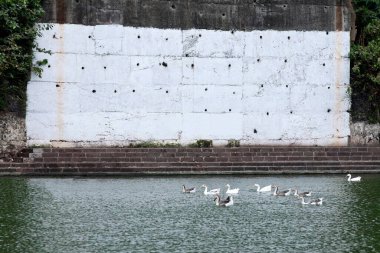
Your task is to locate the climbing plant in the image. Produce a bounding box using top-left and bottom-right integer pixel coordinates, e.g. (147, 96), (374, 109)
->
(0, 0), (48, 115)
(351, 0), (380, 123)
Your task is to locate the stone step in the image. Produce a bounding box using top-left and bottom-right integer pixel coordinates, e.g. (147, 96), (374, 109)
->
(34, 146), (380, 154)
(1, 146), (378, 176)
(1, 165), (379, 176)
(3, 160), (380, 168)
(31, 155), (380, 163)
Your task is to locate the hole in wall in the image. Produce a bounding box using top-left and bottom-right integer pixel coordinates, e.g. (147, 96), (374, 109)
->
(162, 62), (168, 67)
(75, 0), (79, 3)
(288, 36), (290, 40)
(231, 30), (234, 34)
(137, 63), (139, 66)
(104, 66), (107, 69)
(327, 109), (331, 113)
(290, 111), (293, 114)
(257, 59), (260, 62)
(328, 86), (330, 89)
(114, 90), (117, 93)
(284, 59), (287, 63)
(191, 63), (194, 68)
(266, 112), (269, 116)
(185, 54), (189, 57)
(81, 67), (85, 70)
(205, 88), (208, 91)
(88, 35), (91, 39)
(56, 84), (60, 87)
(326, 31), (329, 35)
(254, 129), (257, 134)
(286, 85), (289, 88)
(204, 109), (208, 112)
(233, 91), (236, 94)
(137, 35), (141, 39)
(283, 4), (287, 8)
(229, 109), (232, 112)
(199, 34), (202, 37)
(48, 65), (51, 68)
(261, 84), (264, 87)
(166, 90), (169, 94)
(222, 13), (226, 17)
(323, 63), (325, 66)
(92, 90), (96, 93)
(260, 35), (262, 39)
(132, 89), (136, 93)
(228, 64), (231, 68)
(171, 4), (176, 9)
(165, 38), (168, 41)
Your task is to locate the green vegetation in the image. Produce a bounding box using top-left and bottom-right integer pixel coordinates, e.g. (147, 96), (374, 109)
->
(187, 140), (213, 148)
(128, 141), (181, 148)
(226, 139), (240, 147)
(0, 0), (48, 115)
(351, 0), (380, 123)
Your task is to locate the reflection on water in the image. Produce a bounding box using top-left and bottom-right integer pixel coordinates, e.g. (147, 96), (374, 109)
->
(0, 175), (379, 253)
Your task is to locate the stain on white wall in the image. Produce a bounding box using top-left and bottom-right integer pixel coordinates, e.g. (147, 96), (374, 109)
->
(27, 24), (350, 146)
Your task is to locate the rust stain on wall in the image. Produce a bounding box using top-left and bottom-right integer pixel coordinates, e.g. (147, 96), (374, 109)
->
(56, 25), (65, 142)
(56, 0), (66, 24)
(335, 5), (343, 31)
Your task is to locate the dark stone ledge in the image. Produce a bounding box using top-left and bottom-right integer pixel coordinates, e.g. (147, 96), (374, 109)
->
(41, 0), (351, 31)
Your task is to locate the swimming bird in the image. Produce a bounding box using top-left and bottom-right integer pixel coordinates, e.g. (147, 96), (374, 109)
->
(254, 184), (272, 192)
(214, 194), (234, 207)
(226, 184), (240, 194)
(300, 197), (309, 205)
(310, 198), (323, 206)
(294, 189), (312, 198)
(182, 185), (196, 193)
(202, 184), (220, 195)
(273, 186), (290, 196)
(347, 174), (361, 182)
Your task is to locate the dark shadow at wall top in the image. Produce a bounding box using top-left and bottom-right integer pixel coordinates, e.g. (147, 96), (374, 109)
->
(41, 0), (351, 31)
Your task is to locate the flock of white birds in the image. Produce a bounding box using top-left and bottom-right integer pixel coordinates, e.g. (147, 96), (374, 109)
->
(182, 174), (362, 207)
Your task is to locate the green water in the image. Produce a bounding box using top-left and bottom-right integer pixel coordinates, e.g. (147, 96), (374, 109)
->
(0, 175), (379, 253)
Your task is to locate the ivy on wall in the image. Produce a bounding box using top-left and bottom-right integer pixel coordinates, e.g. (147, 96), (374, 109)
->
(351, 0), (380, 123)
(0, 0), (48, 115)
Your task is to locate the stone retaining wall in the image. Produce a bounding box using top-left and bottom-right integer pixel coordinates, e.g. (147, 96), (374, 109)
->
(0, 146), (379, 176)
(0, 113), (26, 161)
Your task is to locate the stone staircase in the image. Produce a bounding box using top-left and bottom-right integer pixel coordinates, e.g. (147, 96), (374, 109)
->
(0, 146), (379, 176)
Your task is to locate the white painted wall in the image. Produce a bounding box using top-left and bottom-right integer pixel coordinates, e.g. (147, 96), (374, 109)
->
(27, 24), (350, 146)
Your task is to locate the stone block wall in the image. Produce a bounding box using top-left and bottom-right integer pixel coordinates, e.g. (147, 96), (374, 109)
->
(0, 113), (26, 159)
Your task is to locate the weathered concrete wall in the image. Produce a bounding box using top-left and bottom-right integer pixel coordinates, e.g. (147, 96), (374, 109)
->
(0, 113), (26, 159)
(40, 0), (351, 31)
(27, 24), (350, 146)
(26, 0), (352, 147)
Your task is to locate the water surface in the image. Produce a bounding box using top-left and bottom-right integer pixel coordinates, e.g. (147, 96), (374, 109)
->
(0, 175), (379, 252)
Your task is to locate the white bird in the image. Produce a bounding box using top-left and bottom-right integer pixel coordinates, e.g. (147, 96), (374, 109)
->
(310, 198), (323, 206)
(254, 184), (272, 192)
(347, 174), (361, 182)
(202, 184), (220, 195)
(214, 194), (234, 207)
(294, 189), (312, 198)
(182, 185), (196, 193)
(273, 186), (291, 196)
(300, 197), (309, 205)
(226, 184), (240, 194)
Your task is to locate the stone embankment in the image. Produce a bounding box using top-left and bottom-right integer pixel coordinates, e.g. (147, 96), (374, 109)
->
(0, 146), (379, 176)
